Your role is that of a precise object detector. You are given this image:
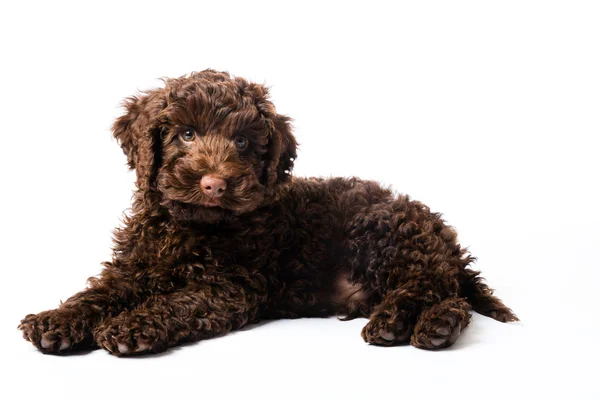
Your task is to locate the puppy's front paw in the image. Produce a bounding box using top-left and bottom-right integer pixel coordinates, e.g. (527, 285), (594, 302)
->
(95, 312), (168, 356)
(18, 309), (92, 353)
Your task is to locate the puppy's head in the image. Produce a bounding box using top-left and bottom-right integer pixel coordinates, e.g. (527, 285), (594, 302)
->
(113, 70), (297, 223)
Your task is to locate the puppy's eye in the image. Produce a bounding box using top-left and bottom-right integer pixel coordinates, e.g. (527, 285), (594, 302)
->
(181, 128), (195, 142)
(234, 136), (249, 150)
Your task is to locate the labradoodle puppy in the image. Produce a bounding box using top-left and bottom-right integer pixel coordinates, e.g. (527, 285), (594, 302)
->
(19, 70), (517, 356)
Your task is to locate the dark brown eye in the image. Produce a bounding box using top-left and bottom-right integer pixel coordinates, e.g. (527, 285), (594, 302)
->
(234, 136), (248, 150)
(181, 128), (195, 142)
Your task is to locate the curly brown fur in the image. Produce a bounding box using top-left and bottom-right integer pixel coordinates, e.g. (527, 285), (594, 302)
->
(18, 69), (518, 356)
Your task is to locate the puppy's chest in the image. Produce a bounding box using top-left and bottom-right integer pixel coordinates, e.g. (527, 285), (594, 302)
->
(160, 228), (277, 271)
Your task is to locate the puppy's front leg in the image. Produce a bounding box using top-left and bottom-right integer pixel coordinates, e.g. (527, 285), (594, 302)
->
(95, 283), (256, 356)
(18, 266), (141, 353)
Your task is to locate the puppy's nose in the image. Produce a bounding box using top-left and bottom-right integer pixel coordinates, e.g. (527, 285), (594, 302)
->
(201, 175), (227, 197)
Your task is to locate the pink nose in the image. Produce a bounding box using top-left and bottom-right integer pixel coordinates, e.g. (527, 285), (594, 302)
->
(200, 175), (227, 197)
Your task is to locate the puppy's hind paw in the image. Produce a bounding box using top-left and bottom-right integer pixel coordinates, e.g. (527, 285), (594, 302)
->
(411, 319), (462, 349)
(361, 312), (413, 346)
(410, 299), (471, 350)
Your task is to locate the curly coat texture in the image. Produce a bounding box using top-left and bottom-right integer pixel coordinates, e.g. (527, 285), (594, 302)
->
(19, 70), (518, 356)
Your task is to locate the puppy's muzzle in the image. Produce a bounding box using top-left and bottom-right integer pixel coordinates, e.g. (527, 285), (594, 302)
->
(201, 175), (227, 198)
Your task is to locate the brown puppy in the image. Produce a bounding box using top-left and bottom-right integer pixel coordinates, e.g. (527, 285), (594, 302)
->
(19, 70), (517, 356)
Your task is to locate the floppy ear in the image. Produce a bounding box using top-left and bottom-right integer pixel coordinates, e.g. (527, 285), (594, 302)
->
(266, 114), (297, 186)
(112, 88), (167, 191)
(245, 82), (298, 188)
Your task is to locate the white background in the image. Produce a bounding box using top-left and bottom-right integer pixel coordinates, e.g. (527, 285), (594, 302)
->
(1, 1), (598, 399)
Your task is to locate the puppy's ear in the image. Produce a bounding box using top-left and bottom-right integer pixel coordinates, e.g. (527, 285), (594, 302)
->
(239, 80), (297, 190)
(266, 114), (297, 186)
(112, 88), (167, 191)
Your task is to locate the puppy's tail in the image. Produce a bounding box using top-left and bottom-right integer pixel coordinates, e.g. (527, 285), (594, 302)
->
(460, 268), (519, 322)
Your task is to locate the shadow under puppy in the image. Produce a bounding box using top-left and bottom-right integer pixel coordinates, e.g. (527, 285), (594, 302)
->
(19, 70), (518, 356)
